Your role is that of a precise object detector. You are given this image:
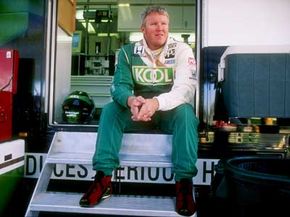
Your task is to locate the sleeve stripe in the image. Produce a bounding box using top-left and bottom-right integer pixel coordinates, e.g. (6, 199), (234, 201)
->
(122, 47), (130, 65)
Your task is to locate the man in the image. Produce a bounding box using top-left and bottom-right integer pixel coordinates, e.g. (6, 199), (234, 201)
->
(79, 6), (199, 216)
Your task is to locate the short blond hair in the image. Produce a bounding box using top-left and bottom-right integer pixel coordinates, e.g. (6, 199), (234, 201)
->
(140, 6), (169, 27)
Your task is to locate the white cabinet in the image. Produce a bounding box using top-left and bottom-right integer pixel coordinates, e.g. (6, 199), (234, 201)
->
(182, 5), (196, 32)
(170, 5), (196, 32)
(118, 6), (144, 32)
(167, 6), (184, 31)
(118, 5), (195, 32)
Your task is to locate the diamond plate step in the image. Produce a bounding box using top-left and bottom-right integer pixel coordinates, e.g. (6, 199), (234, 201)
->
(29, 192), (196, 217)
(46, 131), (173, 167)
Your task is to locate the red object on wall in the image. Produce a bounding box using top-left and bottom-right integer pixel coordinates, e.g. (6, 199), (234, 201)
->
(0, 92), (13, 142)
(0, 49), (19, 94)
(0, 49), (19, 142)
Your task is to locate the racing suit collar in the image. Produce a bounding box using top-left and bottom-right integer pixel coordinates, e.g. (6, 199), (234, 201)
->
(139, 36), (172, 64)
(140, 36), (170, 53)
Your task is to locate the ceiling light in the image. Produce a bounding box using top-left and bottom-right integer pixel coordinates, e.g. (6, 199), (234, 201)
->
(81, 22), (95, 33)
(98, 33), (119, 38)
(118, 3), (130, 7)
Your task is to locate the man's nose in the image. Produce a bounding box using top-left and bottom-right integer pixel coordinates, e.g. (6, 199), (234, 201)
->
(156, 23), (163, 30)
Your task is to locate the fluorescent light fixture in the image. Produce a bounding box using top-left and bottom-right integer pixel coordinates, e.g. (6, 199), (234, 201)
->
(101, 19), (113, 23)
(118, 3), (130, 7)
(97, 33), (119, 38)
(81, 22), (95, 33)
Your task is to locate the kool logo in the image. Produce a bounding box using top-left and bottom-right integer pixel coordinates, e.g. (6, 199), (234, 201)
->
(132, 66), (174, 86)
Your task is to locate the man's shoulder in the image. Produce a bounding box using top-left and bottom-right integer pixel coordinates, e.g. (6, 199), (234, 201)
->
(121, 43), (134, 51)
(167, 37), (191, 50)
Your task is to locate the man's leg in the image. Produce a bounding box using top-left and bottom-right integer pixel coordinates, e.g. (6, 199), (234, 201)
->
(92, 102), (131, 175)
(93, 101), (155, 174)
(159, 103), (199, 216)
(160, 103), (199, 180)
(80, 101), (154, 207)
(80, 102), (131, 207)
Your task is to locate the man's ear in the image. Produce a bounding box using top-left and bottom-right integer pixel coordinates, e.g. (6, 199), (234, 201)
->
(140, 25), (145, 33)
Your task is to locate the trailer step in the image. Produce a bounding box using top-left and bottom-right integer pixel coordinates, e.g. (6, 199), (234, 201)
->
(29, 192), (195, 217)
(46, 152), (172, 167)
(46, 132), (173, 167)
(25, 131), (197, 217)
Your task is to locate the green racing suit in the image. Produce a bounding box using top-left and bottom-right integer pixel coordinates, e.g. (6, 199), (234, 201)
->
(93, 37), (199, 181)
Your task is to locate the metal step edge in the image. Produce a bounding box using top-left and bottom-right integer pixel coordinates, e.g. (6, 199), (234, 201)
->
(46, 153), (173, 167)
(29, 192), (192, 217)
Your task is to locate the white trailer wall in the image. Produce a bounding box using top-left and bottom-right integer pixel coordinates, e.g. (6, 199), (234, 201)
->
(202, 0), (290, 46)
(54, 27), (72, 121)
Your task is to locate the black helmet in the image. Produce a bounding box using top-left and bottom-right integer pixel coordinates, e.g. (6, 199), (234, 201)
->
(62, 91), (95, 124)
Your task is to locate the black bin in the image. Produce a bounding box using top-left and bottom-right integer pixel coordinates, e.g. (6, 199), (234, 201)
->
(224, 156), (290, 217)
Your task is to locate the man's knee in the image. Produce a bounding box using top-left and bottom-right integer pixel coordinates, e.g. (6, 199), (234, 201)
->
(101, 102), (124, 120)
(175, 104), (196, 116)
(102, 102), (121, 113)
(174, 104), (199, 125)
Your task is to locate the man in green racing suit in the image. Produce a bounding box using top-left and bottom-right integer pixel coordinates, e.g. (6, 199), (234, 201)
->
(80, 5), (199, 216)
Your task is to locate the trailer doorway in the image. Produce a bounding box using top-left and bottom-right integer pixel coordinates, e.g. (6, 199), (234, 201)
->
(48, 0), (200, 128)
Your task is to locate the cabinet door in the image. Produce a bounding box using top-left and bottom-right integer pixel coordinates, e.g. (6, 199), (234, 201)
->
(182, 5), (195, 32)
(117, 5), (195, 32)
(58, 0), (76, 35)
(166, 6), (183, 32)
(118, 6), (144, 32)
(118, 5), (184, 32)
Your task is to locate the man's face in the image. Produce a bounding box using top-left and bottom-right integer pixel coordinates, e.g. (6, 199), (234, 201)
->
(141, 12), (169, 50)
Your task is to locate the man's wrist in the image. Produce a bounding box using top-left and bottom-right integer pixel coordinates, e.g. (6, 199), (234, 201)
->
(127, 96), (135, 107)
(152, 97), (159, 111)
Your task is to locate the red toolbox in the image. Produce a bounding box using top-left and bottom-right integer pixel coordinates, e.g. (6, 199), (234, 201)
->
(0, 49), (19, 142)
(0, 92), (13, 142)
(0, 49), (19, 94)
